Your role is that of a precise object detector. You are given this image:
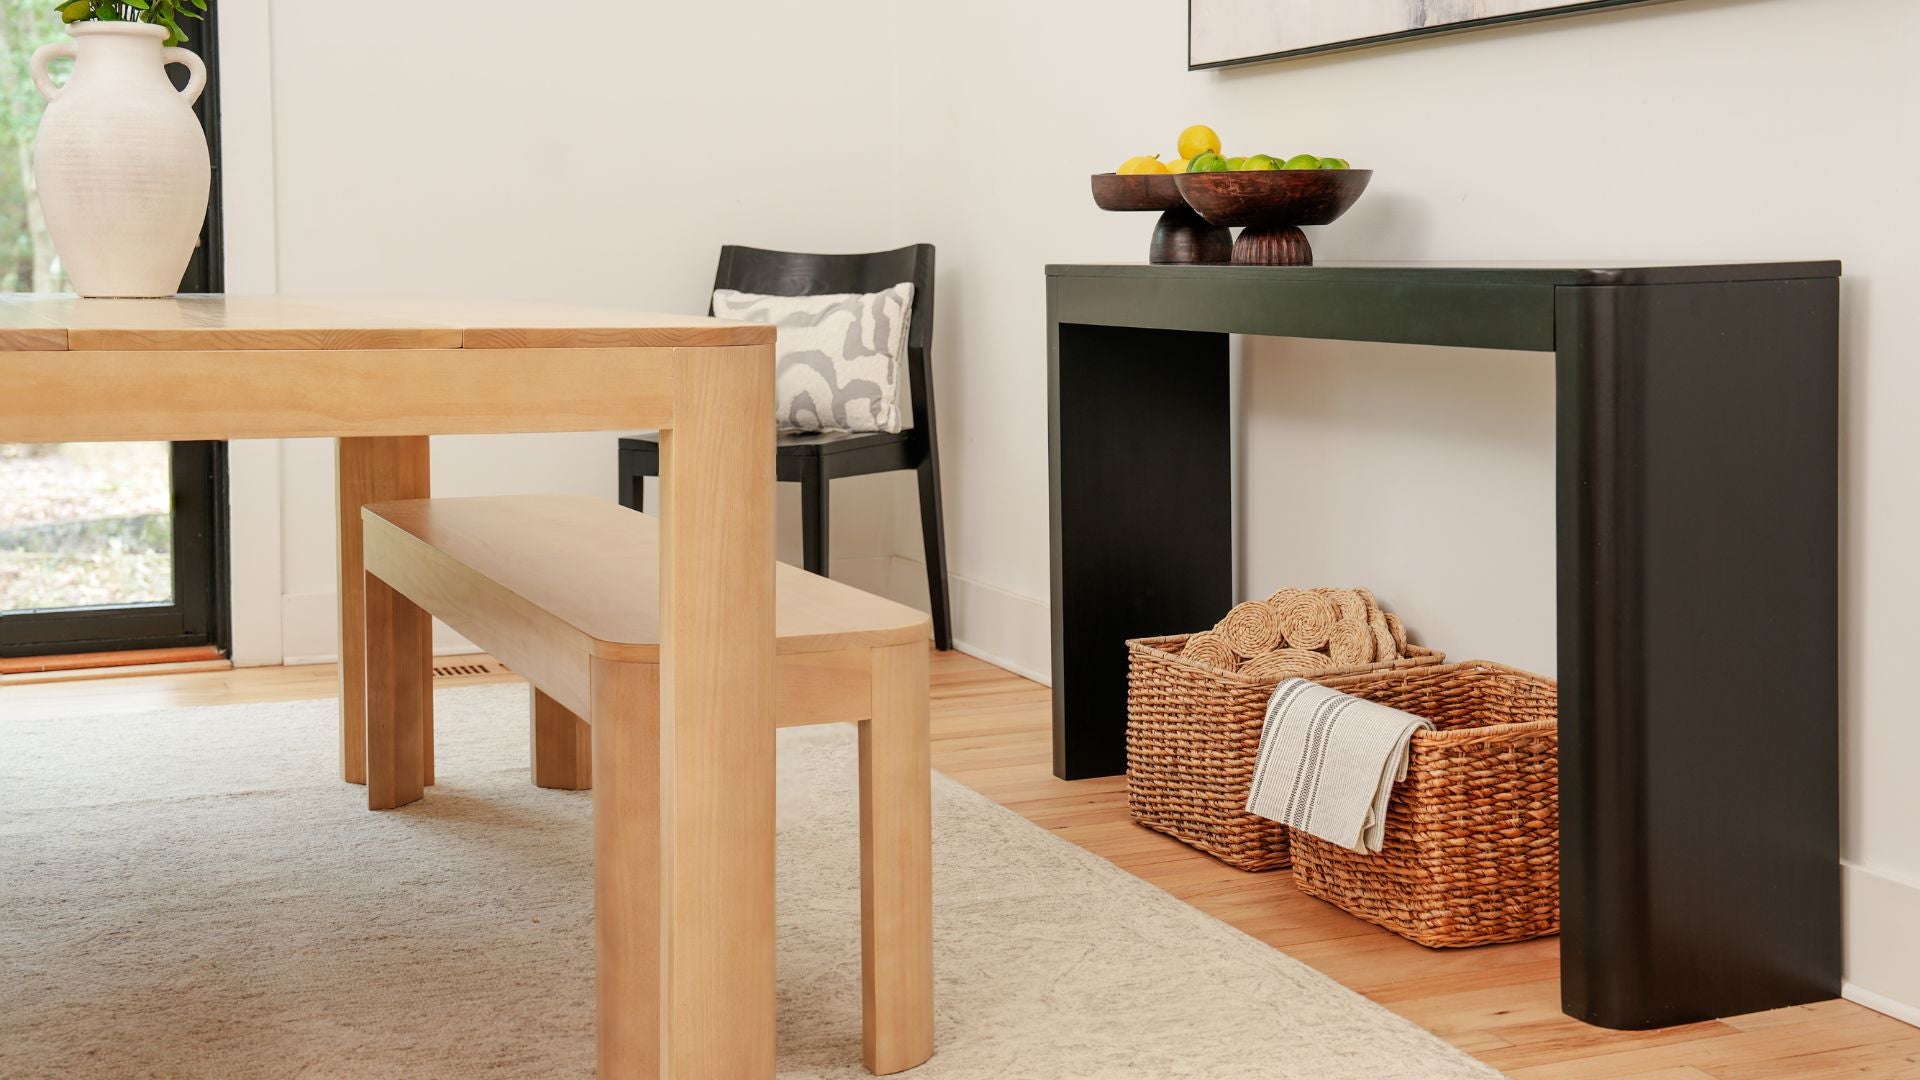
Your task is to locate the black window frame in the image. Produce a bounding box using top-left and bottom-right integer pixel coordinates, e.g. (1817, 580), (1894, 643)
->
(0, 4), (229, 659)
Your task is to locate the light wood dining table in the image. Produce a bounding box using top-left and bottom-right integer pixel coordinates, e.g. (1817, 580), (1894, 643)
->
(0, 294), (782, 1077)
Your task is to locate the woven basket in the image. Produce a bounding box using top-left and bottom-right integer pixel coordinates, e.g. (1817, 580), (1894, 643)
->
(1289, 660), (1559, 948)
(1125, 633), (1443, 871)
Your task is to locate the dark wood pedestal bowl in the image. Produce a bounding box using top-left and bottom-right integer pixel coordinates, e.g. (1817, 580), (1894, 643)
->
(1174, 170), (1372, 266)
(1091, 173), (1231, 265)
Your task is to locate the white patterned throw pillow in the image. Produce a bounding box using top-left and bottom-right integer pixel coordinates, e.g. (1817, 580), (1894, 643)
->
(712, 284), (915, 434)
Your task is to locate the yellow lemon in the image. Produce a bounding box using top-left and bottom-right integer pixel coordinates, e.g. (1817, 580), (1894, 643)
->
(1166, 156), (1190, 175)
(1177, 125), (1222, 161)
(1117, 155), (1169, 176)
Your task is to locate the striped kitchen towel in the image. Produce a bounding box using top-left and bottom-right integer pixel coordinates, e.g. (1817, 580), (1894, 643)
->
(1244, 678), (1433, 854)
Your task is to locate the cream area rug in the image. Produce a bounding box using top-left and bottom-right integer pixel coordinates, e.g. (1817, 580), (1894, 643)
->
(0, 684), (1500, 1079)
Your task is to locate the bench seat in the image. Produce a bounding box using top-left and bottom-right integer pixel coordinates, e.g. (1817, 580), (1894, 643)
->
(357, 493), (934, 1076)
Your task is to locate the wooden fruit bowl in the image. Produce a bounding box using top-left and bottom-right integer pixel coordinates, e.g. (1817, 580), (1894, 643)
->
(1090, 173), (1230, 265)
(1174, 169), (1373, 266)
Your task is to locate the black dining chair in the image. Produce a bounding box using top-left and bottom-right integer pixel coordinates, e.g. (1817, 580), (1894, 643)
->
(617, 243), (952, 651)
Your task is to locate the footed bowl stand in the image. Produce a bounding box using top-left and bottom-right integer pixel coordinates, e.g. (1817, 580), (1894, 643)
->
(1149, 206), (1232, 266)
(1230, 223), (1313, 266)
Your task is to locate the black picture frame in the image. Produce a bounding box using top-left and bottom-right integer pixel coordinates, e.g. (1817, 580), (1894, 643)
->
(1188, 0), (1673, 70)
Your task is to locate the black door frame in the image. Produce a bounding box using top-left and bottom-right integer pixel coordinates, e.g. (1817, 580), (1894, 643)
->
(0, 4), (228, 659)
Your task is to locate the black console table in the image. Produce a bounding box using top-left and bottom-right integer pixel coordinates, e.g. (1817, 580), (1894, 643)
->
(1046, 262), (1840, 1030)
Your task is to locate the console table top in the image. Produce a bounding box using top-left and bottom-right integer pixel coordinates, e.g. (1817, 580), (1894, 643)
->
(1047, 260), (1842, 287)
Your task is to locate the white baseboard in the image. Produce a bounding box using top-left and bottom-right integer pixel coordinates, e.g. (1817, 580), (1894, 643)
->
(831, 554), (1052, 684)
(280, 590), (477, 666)
(1844, 981), (1920, 1030)
(945, 570), (1052, 685)
(279, 590), (335, 665)
(1843, 860), (1920, 1029)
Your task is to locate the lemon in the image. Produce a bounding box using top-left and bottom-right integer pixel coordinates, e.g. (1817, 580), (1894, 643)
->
(1166, 157), (1190, 175)
(1177, 125), (1222, 161)
(1117, 155), (1169, 176)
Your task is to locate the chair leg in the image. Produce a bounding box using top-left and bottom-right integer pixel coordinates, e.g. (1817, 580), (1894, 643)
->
(530, 688), (591, 790)
(859, 641), (935, 1075)
(800, 457), (830, 576)
(365, 570), (430, 811)
(915, 457), (954, 651)
(618, 446), (656, 513)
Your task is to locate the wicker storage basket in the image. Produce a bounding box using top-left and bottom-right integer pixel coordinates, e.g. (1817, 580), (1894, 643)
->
(1125, 633), (1443, 871)
(1289, 660), (1559, 948)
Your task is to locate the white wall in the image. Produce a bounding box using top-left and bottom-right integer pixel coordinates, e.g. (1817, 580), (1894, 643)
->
(224, 0), (912, 661)
(882, 0), (1918, 1022)
(223, 0), (1919, 1021)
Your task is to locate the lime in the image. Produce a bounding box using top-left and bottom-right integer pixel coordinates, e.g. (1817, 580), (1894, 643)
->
(1188, 151), (1229, 173)
(1225, 156), (1249, 171)
(1282, 154), (1322, 170)
(1243, 154), (1280, 171)
(1318, 157), (1351, 170)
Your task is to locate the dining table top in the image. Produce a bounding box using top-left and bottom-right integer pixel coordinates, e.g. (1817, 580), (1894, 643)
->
(0, 293), (776, 444)
(0, 293), (772, 352)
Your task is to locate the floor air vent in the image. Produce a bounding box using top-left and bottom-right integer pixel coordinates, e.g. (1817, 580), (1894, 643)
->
(432, 660), (510, 680)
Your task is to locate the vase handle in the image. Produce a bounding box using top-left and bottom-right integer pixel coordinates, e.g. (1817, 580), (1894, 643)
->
(28, 41), (76, 102)
(162, 47), (207, 105)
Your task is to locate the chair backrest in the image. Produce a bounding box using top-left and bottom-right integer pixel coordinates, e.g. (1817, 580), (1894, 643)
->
(708, 244), (938, 446)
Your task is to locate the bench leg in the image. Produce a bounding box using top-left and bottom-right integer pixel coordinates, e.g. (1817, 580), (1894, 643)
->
(365, 571), (431, 811)
(860, 641), (935, 1075)
(531, 689), (592, 790)
(590, 659), (662, 1076)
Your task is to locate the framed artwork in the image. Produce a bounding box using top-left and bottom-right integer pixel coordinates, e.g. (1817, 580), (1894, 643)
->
(1190, 0), (1669, 69)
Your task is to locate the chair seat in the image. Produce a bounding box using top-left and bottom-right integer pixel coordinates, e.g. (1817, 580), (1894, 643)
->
(620, 429), (909, 457)
(362, 494), (929, 663)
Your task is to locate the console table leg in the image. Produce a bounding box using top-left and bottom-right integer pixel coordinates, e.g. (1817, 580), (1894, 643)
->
(1556, 279), (1841, 1028)
(1047, 318), (1232, 780)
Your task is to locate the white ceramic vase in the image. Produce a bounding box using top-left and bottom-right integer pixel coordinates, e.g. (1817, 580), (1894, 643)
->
(30, 22), (210, 298)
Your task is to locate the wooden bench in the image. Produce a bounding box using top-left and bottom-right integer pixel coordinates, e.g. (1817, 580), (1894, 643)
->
(358, 494), (934, 1077)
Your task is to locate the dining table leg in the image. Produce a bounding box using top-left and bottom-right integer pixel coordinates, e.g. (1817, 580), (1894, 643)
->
(601, 343), (774, 1077)
(336, 436), (432, 786)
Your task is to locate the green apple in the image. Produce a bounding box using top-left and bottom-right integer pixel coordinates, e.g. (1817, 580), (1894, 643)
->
(1282, 153), (1322, 170)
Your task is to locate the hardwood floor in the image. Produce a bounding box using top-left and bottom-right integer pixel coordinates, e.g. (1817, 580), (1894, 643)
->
(7, 650), (1916, 1078)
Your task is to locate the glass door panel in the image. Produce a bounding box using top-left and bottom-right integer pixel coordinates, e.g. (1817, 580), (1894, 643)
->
(0, 442), (174, 613)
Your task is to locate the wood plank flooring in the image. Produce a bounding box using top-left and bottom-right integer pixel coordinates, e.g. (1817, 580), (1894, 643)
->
(6, 649), (1916, 1078)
